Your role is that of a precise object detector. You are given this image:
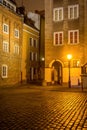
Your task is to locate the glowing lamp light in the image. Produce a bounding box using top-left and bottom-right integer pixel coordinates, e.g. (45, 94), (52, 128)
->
(41, 57), (45, 61)
(67, 54), (72, 60)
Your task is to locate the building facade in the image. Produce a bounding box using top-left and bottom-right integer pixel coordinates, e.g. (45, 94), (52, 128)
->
(0, 0), (40, 86)
(44, 0), (87, 86)
(22, 24), (40, 83)
(0, 0), (23, 86)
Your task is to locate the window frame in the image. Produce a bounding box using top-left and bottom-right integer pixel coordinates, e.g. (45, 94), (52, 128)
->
(3, 23), (9, 34)
(2, 65), (8, 78)
(54, 31), (63, 46)
(35, 53), (37, 61)
(30, 52), (33, 61)
(30, 37), (33, 46)
(68, 30), (79, 44)
(3, 41), (9, 52)
(33, 52), (38, 61)
(34, 39), (37, 48)
(53, 7), (63, 22)
(73, 59), (80, 68)
(14, 44), (19, 54)
(14, 29), (19, 38)
(30, 38), (38, 48)
(68, 5), (79, 19)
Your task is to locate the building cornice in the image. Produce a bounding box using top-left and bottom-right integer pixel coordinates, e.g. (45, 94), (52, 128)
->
(23, 29), (39, 38)
(23, 23), (39, 34)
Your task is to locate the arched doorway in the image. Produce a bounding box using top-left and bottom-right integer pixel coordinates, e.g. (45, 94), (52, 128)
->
(51, 61), (62, 85)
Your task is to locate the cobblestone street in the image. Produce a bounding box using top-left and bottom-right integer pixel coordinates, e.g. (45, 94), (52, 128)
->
(0, 85), (87, 130)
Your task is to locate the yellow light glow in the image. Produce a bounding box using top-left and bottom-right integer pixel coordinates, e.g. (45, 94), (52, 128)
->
(41, 57), (45, 61)
(67, 54), (72, 60)
(77, 61), (80, 66)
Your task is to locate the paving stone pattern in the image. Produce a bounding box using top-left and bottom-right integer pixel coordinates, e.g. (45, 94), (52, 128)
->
(0, 86), (87, 130)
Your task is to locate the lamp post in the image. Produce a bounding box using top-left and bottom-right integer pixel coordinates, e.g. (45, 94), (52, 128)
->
(67, 54), (72, 88)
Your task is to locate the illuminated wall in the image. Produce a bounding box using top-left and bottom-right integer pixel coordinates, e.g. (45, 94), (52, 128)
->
(45, 0), (87, 86)
(0, 4), (23, 86)
(22, 24), (39, 83)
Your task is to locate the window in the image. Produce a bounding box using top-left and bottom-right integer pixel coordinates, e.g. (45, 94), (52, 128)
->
(30, 52), (37, 61)
(35, 53), (37, 61)
(30, 52), (33, 61)
(34, 39), (37, 48)
(53, 8), (63, 21)
(30, 38), (33, 46)
(15, 29), (19, 38)
(30, 38), (37, 48)
(73, 60), (80, 67)
(3, 42), (9, 52)
(14, 44), (19, 54)
(54, 32), (63, 45)
(2, 65), (8, 78)
(33, 53), (38, 61)
(3, 24), (9, 34)
(30, 67), (34, 80)
(68, 30), (79, 44)
(34, 68), (37, 75)
(68, 5), (79, 19)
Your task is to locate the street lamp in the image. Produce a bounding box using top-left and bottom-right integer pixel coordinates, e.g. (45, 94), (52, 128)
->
(67, 54), (72, 88)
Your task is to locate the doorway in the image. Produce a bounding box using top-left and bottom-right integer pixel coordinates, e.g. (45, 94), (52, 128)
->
(51, 61), (62, 85)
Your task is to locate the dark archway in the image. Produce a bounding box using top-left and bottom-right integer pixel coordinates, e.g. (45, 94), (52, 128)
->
(52, 61), (62, 85)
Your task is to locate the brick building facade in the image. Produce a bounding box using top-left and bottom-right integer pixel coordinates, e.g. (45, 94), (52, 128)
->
(0, 0), (40, 86)
(44, 0), (87, 86)
(22, 24), (39, 83)
(0, 0), (23, 86)
(1, 0), (87, 87)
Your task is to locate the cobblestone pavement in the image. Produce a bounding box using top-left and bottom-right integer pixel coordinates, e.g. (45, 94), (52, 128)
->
(0, 85), (87, 130)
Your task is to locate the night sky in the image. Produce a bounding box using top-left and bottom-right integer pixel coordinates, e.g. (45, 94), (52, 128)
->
(15, 0), (44, 12)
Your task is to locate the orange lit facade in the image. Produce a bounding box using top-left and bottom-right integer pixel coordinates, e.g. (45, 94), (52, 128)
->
(0, 0), (40, 86)
(0, 0), (23, 86)
(1, 0), (87, 87)
(22, 24), (40, 83)
(44, 0), (87, 86)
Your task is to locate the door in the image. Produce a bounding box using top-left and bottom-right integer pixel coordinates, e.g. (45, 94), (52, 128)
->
(52, 61), (62, 85)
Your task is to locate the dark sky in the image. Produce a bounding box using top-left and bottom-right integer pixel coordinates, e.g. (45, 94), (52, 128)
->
(15, 0), (44, 12)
